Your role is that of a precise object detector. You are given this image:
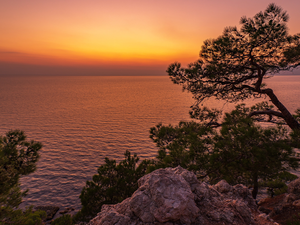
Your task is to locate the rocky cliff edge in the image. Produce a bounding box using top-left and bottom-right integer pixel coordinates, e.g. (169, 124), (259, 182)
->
(88, 166), (277, 225)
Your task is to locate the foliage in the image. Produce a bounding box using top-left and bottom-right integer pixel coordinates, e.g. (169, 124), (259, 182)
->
(260, 171), (298, 197)
(150, 103), (299, 199)
(290, 130), (300, 148)
(167, 3), (300, 130)
(51, 214), (73, 225)
(212, 105), (298, 199)
(0, 130), (44, 224)
(0, 130), (42, 196)
(150, 121), (214, 175)
(74, 150), (152, 222)
(290, 111), (300, 148)
(0, 206), (46, 225)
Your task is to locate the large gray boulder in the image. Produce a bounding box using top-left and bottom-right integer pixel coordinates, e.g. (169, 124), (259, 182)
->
(88, 166), (275, 225)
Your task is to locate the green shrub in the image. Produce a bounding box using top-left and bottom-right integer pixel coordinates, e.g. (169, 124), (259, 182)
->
(74, 150), (152, 222)
(51, 214), (73, 225)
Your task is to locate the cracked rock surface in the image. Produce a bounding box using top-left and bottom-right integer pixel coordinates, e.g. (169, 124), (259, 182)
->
(88, 166), (276, 225)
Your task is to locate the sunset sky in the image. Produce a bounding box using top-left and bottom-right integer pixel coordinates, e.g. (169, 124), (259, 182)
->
(1, 0), (300, 76)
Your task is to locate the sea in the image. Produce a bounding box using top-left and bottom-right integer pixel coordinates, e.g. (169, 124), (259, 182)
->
(0, 75), (300, 211)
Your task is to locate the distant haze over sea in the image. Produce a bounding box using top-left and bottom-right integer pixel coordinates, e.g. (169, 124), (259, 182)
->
(1, 63), (300, 76)
(0, 63), (167, 76)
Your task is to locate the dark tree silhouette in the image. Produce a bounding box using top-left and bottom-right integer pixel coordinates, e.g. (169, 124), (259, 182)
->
(167, 3), (300, 130)
(0, 130), (45, 224)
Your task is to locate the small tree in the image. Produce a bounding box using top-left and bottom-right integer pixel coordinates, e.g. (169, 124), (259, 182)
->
(210, 105), (299, 199)
(167, 3), (300, 130)
(74, 150), (152, 222)
(0, 130), (45, 224)
(150, 121), (214, 175)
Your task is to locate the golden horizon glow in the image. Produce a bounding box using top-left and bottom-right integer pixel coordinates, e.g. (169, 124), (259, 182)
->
(1, 0), (300, 75)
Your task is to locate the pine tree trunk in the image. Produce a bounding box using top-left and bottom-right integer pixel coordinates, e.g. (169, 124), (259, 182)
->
(262, 88), (300, 130)
(252, 172), (258, 200)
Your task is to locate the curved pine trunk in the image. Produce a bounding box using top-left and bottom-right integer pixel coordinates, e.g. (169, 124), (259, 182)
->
(262, 88), (300, 130)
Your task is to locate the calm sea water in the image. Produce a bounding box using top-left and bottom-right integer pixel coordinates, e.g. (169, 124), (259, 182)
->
(0, 75), (299, 211)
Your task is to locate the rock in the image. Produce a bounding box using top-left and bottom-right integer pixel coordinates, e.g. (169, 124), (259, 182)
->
(287, 178), (300, 197)
(88, 166), (276, 225)
(133, 167), (199, 224)
(59, 207), (75, 214)
(193, 182), (257, 224)
(258, 213), (269, 220)
(284, 193), (297, 205)
(293, 199), (300, 207)
(34, 206), (59, 221)
(258, 206), (272, 215)
(282, 178), (300, 205)
(214, 179), (233, 193)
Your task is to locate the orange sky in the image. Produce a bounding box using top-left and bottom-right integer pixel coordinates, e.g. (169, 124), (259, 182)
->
(1, 0), (300, 75)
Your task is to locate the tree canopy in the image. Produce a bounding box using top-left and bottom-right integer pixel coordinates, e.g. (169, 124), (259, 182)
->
(151, 4), (300, 199)
(0, 130), (45, 224)
(167, 3), (300, 130)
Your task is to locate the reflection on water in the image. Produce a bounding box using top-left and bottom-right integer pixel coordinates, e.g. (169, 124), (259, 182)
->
(0, 75), (299, 210)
